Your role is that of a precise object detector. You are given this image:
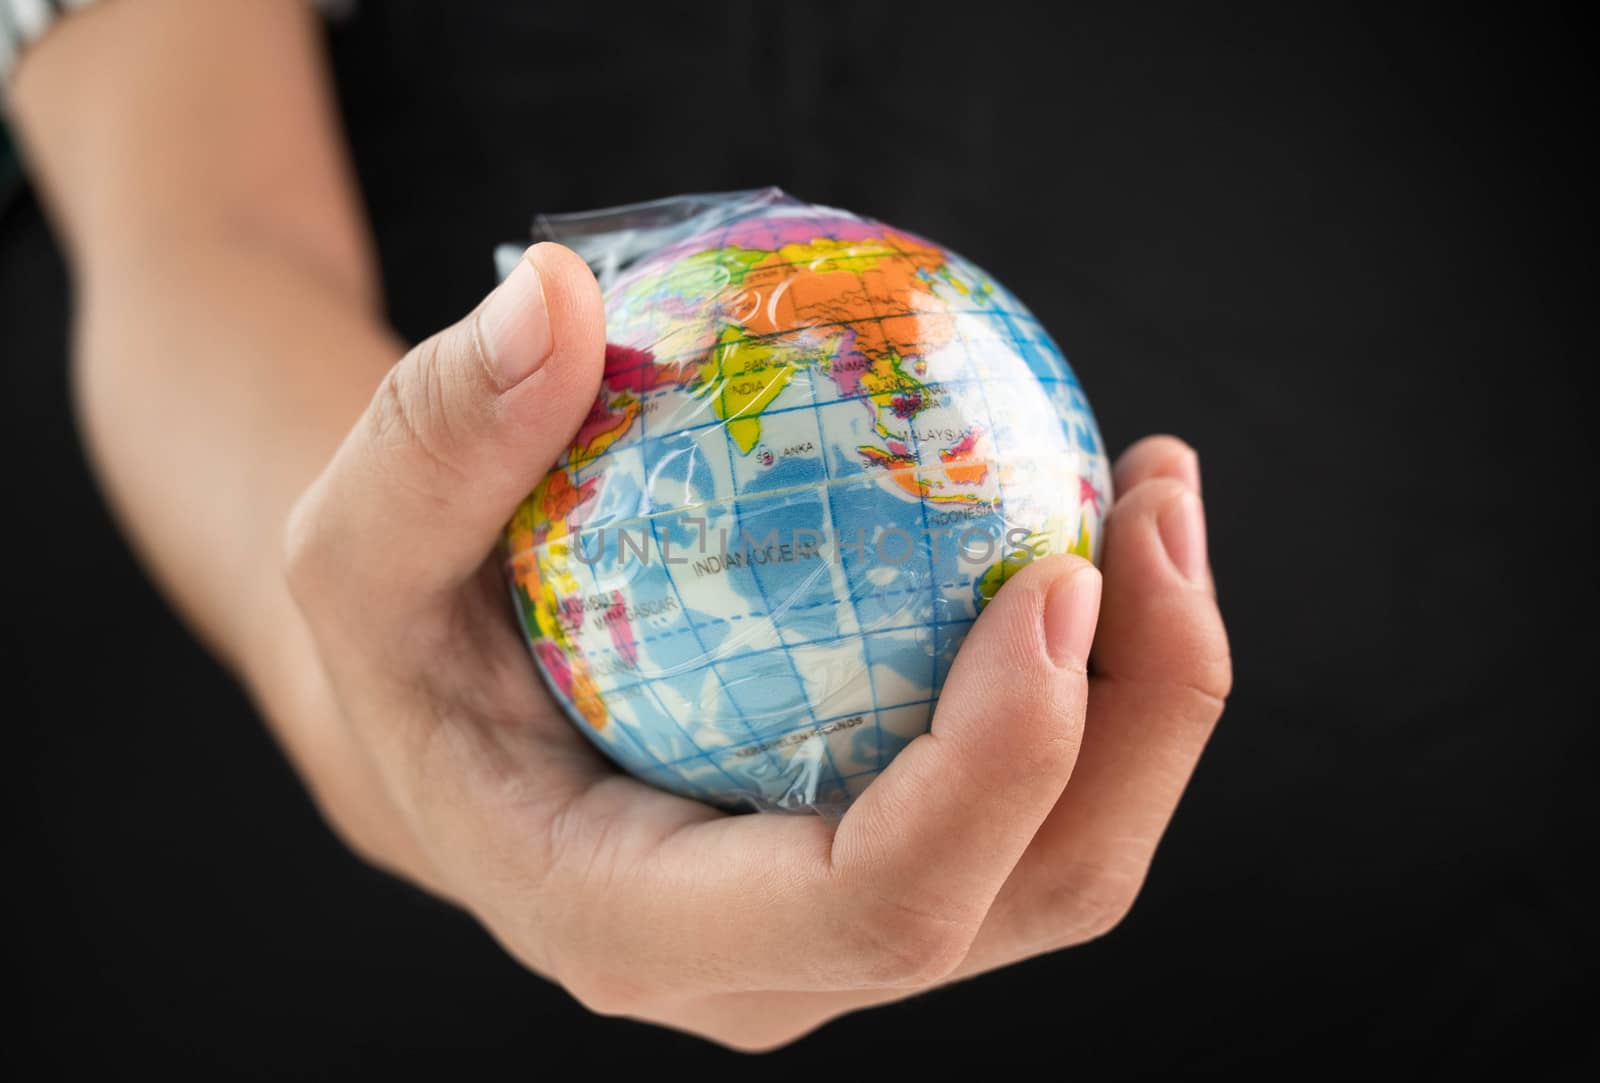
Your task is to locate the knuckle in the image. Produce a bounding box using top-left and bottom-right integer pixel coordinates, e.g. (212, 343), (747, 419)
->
(302, 786), (396, 875)
(1199, 645), (1235, 706)
(1029, 732), (1084, 789)
(369, 344), (469, 488)
(849, 892), (978, 987)
(702, 1019), (818, 1054)
(999, 720), (1082, 793)
(1141, 433), (1192, 454)
(709, 1029), (807, 1055)
(1025, 682), (1087, 772)
(1156, 602), (1234, 717)
(1177, 617), (1234, 712)
(1112, 474), (1189, 517)
(1048, 862), (1144, 944)
(560, 965), (650, 1019)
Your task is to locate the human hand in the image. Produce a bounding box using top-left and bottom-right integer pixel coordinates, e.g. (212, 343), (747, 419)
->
(284, 244), (1230, 1049)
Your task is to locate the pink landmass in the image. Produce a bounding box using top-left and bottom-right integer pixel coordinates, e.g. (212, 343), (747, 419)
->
(557, 595), (586, 632)
(826, 329), (872, 397)
(890, 391), (923, 419)
(535, 641), (574, 697)
(860, 446), (916, 470)
(602, 343), (699, 395)
(564, 476), (602, 529)
(944, 428), (982, 457)
(573, 395), (634, 454)
(938, 427), (990, 485)
(602, 594), (638, 669)
(1079, 476), (1102, 514)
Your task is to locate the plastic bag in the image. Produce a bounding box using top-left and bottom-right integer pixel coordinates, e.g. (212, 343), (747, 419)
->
(499, 189), (1110, 814)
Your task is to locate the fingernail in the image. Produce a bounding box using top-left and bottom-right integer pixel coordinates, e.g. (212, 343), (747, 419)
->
(1158, 490), (1208, 584)
(1044, 566), (1102, 669)
(479, 248), (554, 388)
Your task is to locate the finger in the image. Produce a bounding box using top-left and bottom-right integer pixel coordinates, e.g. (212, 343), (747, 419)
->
(827, 553), (1101, 977)
(1111, 434), (1215, 593)
(1113, 433), (1201, 496)
(974, 476), (1231, 957)
(288, 243), (605, 611)
(547, 555), (1102, 1003)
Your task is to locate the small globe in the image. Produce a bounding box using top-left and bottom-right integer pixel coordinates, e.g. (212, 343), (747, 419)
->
(504, 189), (1110, 812)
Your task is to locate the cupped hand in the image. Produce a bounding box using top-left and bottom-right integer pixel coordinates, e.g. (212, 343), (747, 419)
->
(284, 244), (1231, 1050)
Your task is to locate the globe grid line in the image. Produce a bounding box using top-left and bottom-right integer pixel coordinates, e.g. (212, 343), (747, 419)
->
(566, 532), (748, 802)
(849, 245), (935, 767)
(593, 301), (1053, 394)
(646, 697), (940, 773)
(635, 369), (795, 789)
(806, 324), (890, 782)
(551, 352), (770, 801)
(713, 356), (852, 804)
(572, 612), (981, 707)
(588, 363), (1077, 442)
(956, 297), (1018, 600)
(536, 450), (1077, 542)
(563, 370), (1083, 492)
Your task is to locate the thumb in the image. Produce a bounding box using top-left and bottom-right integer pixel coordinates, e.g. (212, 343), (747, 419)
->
(292, 243), (605, 607)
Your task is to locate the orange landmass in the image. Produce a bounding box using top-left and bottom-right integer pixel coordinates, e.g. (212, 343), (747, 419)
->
(938, 427), (991, 485)
(736, 232), (955, 367)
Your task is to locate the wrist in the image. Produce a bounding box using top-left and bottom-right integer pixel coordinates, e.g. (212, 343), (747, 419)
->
(237, 586), (444, 894)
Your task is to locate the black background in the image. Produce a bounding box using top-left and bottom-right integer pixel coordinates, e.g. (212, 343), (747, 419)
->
(3, 4), (1590, 1077)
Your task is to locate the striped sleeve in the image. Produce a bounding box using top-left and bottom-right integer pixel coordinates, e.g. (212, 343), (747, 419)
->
(1, 0), (96, 81)
(2, 0), (353, 83)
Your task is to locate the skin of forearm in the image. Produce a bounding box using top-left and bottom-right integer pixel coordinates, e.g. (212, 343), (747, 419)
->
(9, 0), (438, 886)
(75, 229), (397, 669)
(74, 233), (440, 884)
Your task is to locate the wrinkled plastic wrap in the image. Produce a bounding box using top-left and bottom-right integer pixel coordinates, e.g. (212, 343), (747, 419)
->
(499, 189), (1110, 814)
